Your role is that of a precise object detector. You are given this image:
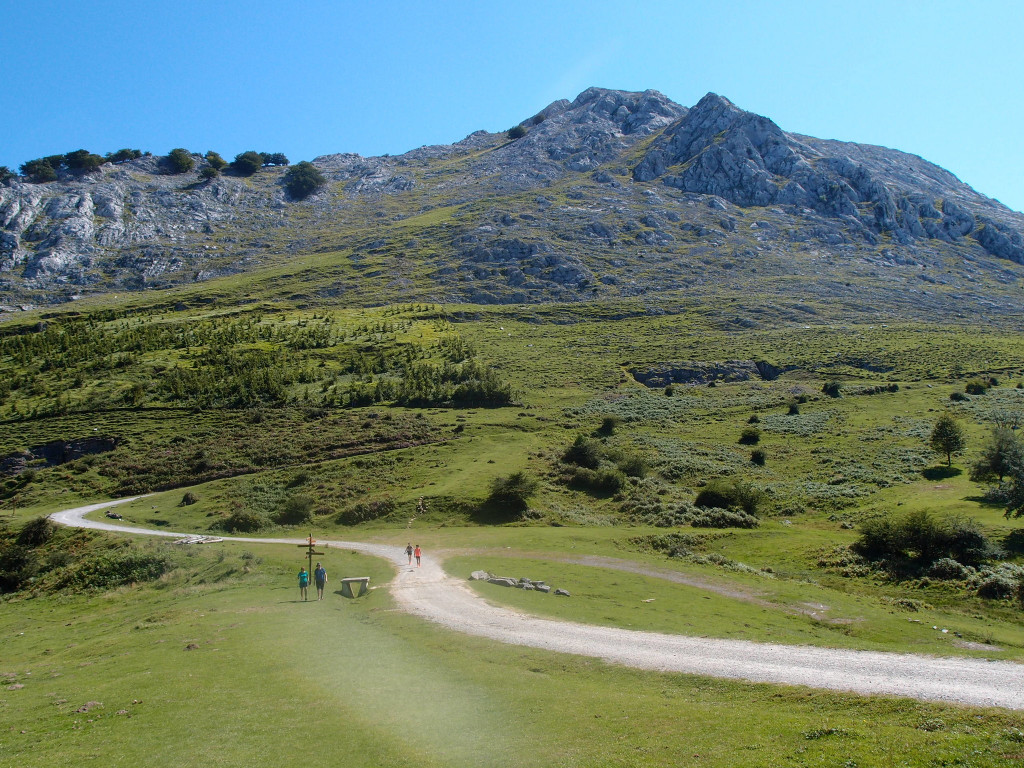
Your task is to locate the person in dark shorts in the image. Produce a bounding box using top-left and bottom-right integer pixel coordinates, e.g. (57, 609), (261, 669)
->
(405, 543), (414, 565)
(314, 562), (327, 600)
(298, 567), (309, 601)
(414, 544), (422, 567)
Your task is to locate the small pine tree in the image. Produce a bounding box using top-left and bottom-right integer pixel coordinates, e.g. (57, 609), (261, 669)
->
(929, 413), (967, 467)
(166, 148), (195, 173)
(283, 161), (326, 199)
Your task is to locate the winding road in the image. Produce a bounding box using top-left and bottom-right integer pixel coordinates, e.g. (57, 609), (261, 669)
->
(51, 498), (1024, 711)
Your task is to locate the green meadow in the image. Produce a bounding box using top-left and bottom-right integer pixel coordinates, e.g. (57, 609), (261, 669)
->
(3, 294), (1024, 765)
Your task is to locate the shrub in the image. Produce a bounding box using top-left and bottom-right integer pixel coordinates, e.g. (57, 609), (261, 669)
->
(689, 507), (759, 529)
(0, 165), (16, 184)
(166, 148), (195, 173)
(750, 448), (767, 466)
(20, 157), (58, 182)
(976, 574), (1017, 600)
(787, 402), (800, 415)
(64, 149), (104, 173)
(205, 150), (227, 170)
(965, 379), (990, 395)
(853, 510), (994, 572)
(748, 413), (760, 424)
(221, 510), (267, 533)
(507, 125), (527, 140)
(231, 151), (263, 176)
(53, 552), (170, 591)
(284, 161), (326, 200)
(16, 516), (55, 547)
(664, 385), (675, 397)
(695, 479), (764, 516)
(926, 557), (971, 580)
(738, 426), (761, 445)
(616, 454), (649, 478)
(106, 148), (142, 164)
(261, 152), (289, 166)
(488, 471), (539, 511)
(336, 496), (395, 525)
(949, 391), (969, 402)
(562, 435), (602, 469)
(596, 415), (621, 436)
(822, 381), (842, 398)
(199, 166), (219, 180)
(568, 467), (626, 495)
(276, 494), (314, 525)
(179, 491), (198, 506)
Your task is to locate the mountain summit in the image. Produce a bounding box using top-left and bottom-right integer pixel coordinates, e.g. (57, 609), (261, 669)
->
(1, 87), (1022, 317)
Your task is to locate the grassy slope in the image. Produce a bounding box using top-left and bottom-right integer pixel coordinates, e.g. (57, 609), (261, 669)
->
(3, 541), (1024, 768)
(3, 293), (1024, 764)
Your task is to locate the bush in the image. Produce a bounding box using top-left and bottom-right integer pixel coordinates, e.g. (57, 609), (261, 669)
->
(507, 125), (527, 140)
(695, 479), (764, 516)
(20, 157), (58, 182)
(261, 152), (289, 166)
(664, 385), (675, 397)
(965, 379), (990, 395)
(221, 510), (267, 533)
(283, 161), (326, 200)
(52, 552), (169, 591)
(199, 166), (219, 180)
(738, 426), (761, 445)
(822, 381), (842, 398)
(853, 509), (994, 572)
(616, 454), (649, 478)
(748, 414), (760, 424)
(750, 448), (767, 466)
(926, 557), (971, 580)
(568, 467), (626, 495)
(166, 148), (195, 173)
(16, 516), (55, 547)
(336, 497), (395, 525)
(562, 435), (602, 469)
(0, 165), (16, 184)
(787, 402), (800, 415)
(596, 415), (621, 436)
(106, 148), (142, 164)
(689, 507), (759, 529)
(231, 151), (263, 176)
(976, 574), (1017, 600)
(205, 150), (227, 170)
(64, 149), (104, 173)
(488, 471), (539, 511)
(179, 491), (198, 506)
(949, 391), (969, 402)
(276, 494), (314, 525)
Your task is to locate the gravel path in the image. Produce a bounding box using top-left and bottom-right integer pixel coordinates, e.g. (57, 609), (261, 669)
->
(51, 499), (1024, 710)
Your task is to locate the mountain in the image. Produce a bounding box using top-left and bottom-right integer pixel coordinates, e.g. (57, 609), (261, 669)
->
(2, 87), (1023, 318)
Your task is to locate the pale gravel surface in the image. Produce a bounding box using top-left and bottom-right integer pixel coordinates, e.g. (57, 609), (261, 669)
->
(51, 498), (1024, 710)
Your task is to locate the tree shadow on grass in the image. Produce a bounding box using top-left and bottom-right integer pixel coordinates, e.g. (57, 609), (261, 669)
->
(964, 494), (1006, 508)
(921, 465), (962, 480)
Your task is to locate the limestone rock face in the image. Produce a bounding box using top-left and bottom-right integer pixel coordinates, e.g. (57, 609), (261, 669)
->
(2, 86), (1023, 313)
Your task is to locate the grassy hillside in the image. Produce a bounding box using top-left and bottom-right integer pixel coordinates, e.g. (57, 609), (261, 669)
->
(2, 288), (1024, 764)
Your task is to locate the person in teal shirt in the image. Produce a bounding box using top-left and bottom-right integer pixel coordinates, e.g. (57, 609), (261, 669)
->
(298, 567), (309, 601)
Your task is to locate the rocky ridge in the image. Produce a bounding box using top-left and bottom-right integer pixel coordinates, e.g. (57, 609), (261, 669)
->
(2, 88), (1023, 318)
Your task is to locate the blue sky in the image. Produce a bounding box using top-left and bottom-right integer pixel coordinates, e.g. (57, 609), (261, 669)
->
(2, 0), (1022, 211)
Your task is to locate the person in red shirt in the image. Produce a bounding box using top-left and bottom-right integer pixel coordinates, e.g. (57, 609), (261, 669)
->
(414, 545), (422, 567)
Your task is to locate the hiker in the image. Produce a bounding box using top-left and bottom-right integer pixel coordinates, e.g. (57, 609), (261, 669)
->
(414, 544), (422, 567)
(298, 567), (309, 601)
(314, 562), (327, 600)
(405, 543), (414, 565)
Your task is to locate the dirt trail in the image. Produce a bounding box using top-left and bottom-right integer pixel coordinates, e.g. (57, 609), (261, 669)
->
(50, 499), (1024, 710)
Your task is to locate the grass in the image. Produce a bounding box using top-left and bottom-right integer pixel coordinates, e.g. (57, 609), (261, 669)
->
(3, 538), (1024, 768)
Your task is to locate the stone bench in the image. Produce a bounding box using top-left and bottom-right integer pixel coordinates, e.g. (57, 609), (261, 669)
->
(340, 577), (370, 598)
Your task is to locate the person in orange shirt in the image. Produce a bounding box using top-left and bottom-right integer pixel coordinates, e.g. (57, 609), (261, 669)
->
(413, 544), (422, 566)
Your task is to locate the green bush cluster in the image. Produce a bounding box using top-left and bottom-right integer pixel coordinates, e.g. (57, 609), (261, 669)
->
(694, 478), (764, 516)
(336, 496), (396, 525)
(852, 509), (995, 574)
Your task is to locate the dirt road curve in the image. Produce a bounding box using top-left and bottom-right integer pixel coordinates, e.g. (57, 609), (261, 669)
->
(51, 498), (1024, 710)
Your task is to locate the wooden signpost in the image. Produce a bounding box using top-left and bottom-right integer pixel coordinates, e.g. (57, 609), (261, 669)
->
(298, 533), (325, 582)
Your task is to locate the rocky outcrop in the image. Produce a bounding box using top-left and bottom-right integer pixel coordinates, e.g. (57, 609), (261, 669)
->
(2, 87), (1023, 312)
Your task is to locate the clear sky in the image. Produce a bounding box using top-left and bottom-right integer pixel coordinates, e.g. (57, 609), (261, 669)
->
(2, 0), (1022, 211)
